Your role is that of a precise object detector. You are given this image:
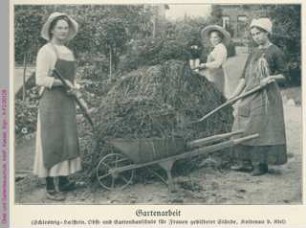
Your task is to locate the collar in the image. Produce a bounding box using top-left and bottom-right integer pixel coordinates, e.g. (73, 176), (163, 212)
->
(214, 43), (223, 48)
(258, 41), (272, 49)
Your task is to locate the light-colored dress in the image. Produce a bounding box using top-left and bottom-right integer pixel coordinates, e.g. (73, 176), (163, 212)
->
(201, 43), (227, 94)
(33, 43), (81, 178)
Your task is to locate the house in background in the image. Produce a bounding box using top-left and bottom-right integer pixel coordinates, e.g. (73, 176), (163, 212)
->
(219, 5), (270, 44)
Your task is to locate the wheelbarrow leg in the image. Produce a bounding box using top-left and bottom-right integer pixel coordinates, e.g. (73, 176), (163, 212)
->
(158, 159), (175, 192)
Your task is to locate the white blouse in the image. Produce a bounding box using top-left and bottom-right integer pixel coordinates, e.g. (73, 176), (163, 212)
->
(205, 43), (227, 69)
(35, 43), (75, 88)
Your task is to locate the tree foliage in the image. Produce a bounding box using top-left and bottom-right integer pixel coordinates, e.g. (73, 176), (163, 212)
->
(14, 5), (153, 67)
(269, 5), (301, 85)
(209, 5), (223, 25)
(14, 5), (47, 64)
(14, 4), (300, 85)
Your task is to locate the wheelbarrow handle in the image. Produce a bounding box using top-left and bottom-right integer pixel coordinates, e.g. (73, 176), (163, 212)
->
(180, 133), (259, 159)
(187, 130), (244, 149)
(233, 133), (259, 144)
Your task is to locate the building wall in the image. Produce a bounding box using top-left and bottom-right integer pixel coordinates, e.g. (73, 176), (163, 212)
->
(219, 5), (271, 43)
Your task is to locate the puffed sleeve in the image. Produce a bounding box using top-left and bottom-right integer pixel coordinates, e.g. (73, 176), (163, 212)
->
(272, 47), (288, 76)
(35, 46), (55, 88)
(205, 44), (227, 69)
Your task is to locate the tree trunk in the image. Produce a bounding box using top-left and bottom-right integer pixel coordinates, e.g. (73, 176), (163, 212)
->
(152, 19), (156, 39)
(22, 52), (28, 102)
(113, 47), (118, 70)
(109, 46), (112, 80)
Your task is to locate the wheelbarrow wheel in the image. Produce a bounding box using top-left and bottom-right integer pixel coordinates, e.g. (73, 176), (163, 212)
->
(96, 153), (135, 190)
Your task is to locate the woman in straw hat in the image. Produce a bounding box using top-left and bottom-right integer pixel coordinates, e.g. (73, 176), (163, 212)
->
(230, 18), (287, 176)
(33, 12), (81, 200)
(199, 25), (231, 94)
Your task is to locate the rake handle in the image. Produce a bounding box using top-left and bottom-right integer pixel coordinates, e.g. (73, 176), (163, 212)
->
(196, 81), (274, 123)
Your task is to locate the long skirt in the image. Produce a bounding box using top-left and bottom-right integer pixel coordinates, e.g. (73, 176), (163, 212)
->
(231, 83), (287, 165)
(200, 67), (225, 94)
(33, 113), (82, 178)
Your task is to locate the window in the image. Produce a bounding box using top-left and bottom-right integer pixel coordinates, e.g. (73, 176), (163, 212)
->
(237, 15), (248, 39)
(222, 16), (230, 29)
(238, 15), (247, 23)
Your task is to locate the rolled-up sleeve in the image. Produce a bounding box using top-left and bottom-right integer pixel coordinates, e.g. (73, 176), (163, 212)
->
(205, 44), (227, 69)
(35, 47), (55, 88)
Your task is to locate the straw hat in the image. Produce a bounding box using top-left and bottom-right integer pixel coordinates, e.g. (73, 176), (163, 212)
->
(201, 25), (231, 45)
(41, 12), (79, 41)
(250, 18), (273, 34)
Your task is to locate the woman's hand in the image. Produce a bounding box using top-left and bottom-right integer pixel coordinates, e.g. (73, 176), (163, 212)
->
(64, 80), (80, 96)
(65, 80), (75, 89)
(67, 87), (79, 96)
(260, 76), (275, 87)
(74, 83), (81, 90)
(199, 63), (207, 70)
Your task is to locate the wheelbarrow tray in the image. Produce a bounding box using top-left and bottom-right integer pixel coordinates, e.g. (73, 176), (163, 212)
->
(109, 137), (187, 164)
(98, 133), (258, 191)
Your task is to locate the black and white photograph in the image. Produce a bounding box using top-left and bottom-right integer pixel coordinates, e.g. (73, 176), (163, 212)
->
(13, 3), (302, 205)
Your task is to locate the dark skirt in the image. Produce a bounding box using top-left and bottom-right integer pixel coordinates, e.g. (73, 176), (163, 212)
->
(232, 144), (287, 165)
(39, 86), (80, 169)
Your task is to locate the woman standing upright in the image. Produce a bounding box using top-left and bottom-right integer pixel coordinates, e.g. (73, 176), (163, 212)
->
(33, 12), (81, 200)
(199, 25), (231, 94)
(230, 18), (287, 176)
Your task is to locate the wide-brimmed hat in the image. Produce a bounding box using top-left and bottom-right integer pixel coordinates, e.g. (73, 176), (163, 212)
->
(201, 25), (231, 45)
(250, 18), (272, 34)
(41, 12), (79, 41)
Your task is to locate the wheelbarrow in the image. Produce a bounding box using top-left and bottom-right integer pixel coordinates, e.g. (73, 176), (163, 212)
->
(96, 131), (258, 191)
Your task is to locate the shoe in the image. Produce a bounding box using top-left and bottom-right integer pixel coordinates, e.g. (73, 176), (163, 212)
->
(58, 176), (77, 192)
(58, 181), (76, 192)
(46, 190), (66, 201)
(231, 162), (253, 172)
(251, 164), (268, 176)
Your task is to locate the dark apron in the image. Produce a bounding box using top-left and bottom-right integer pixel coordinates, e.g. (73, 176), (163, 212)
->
(232, 48), (287, 165)
(39, 56), (80, 169)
